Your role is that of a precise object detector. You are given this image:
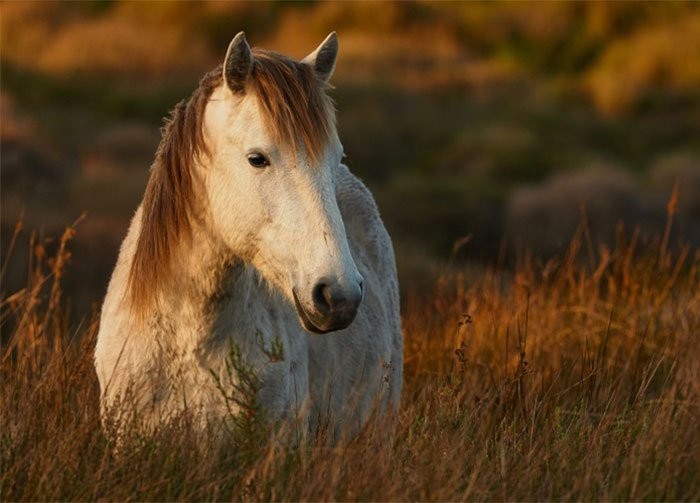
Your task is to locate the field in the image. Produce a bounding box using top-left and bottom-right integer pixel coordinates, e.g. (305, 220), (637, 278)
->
(2, 216), (699, 501)
(2, 2), (700, 501)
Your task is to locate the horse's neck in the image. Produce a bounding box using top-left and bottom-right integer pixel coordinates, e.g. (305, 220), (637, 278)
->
(133, 213), (243, 342)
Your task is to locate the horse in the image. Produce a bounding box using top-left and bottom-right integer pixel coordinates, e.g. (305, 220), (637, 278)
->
(94, 32), (402, 440)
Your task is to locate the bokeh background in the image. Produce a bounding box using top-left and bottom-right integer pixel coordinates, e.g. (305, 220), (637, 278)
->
(2, 1), (700, 314)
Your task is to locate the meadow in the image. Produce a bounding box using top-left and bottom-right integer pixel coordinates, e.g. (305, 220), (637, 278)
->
(2, 2), (700, 500)
(2, 213), (699, 501)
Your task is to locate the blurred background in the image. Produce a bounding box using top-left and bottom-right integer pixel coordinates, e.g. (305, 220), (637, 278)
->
(2, 1), (700, 314)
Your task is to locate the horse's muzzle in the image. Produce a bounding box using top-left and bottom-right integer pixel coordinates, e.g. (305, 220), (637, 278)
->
(293, 279), (363, 334)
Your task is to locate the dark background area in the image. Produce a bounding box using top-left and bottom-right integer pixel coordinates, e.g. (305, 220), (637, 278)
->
(2, 1), (699, 315)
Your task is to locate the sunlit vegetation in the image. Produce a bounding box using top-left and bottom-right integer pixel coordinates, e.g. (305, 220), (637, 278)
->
(2, 5), (699, 498)
(2, 217), (698, 500)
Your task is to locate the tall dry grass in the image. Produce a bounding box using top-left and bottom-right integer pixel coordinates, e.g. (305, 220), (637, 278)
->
(1, 212), (699, 501)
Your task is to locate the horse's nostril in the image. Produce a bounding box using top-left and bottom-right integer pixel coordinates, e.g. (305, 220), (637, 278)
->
(312, 282), (332, 312)
(311, 279), (362, 319)
(322, 284), (334, 309)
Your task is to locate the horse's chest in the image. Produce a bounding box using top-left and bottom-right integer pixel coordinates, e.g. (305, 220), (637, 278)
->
(198, 292), (310, 417)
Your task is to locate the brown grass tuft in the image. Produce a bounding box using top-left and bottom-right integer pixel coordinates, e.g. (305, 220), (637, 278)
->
(2, 222), (699, 500)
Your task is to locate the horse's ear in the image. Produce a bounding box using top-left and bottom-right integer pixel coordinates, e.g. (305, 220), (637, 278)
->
(224, 31), (253, 93)
(302, 32), (338, 84)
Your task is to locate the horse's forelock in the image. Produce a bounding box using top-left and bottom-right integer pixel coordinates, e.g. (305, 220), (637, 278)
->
(250, 49), (335, 163)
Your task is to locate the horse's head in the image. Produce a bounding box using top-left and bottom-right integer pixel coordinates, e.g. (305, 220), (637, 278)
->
(203, 32), (362, 334)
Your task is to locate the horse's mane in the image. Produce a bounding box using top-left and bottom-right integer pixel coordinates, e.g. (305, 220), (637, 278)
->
(128, 51), (335, 316)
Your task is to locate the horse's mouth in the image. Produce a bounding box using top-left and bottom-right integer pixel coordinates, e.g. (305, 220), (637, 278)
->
(292, 289), (336, 335)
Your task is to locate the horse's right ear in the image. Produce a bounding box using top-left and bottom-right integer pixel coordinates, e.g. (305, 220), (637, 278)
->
(223, 32), (253, 93)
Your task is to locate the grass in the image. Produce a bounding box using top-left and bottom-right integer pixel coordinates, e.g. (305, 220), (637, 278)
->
(1, 212), (699, 501)
(2, 5), (699, 498)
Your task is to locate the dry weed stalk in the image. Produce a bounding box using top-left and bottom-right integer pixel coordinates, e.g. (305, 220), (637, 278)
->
(1, 219), (699, 501)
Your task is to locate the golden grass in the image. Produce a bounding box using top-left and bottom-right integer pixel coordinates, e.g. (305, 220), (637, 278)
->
(1, 214), (699, 501)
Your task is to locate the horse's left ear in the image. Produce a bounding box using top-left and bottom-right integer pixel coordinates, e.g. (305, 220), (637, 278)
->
(302, 32), (338, 84)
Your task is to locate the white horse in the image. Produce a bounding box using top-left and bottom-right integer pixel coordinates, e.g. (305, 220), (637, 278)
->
(94, 32), (402, 439)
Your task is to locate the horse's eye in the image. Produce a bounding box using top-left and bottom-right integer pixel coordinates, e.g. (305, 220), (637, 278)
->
(247, 153), (270, 168)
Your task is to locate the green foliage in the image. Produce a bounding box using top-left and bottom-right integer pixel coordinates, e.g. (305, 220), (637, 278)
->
(256, 331), (285, 363)
(209, 344), (262, 442)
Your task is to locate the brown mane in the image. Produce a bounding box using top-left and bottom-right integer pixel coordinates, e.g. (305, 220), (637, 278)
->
(127, 51), (335, 316)
(250, 49), (335, 163)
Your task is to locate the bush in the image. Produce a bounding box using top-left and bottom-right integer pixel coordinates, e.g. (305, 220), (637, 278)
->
(506, 166), (652, 257)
